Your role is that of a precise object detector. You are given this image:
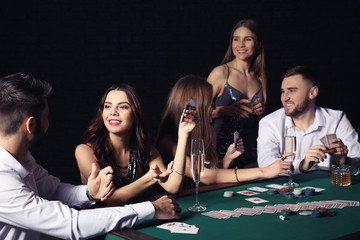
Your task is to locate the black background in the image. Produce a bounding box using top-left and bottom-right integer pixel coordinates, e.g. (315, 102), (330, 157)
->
(1, 0), (359, 184)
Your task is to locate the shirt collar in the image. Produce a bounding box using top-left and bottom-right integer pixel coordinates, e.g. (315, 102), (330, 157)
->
(0, 145), (30, 179)
(284, 106), (325, 133)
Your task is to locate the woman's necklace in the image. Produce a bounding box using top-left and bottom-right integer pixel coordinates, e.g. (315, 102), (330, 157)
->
(113, 148), (137, 188)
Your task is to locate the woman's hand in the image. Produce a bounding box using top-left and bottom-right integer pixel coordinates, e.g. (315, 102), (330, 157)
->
(149, 161), (174, 183)
(222, 138), (244, 168)
(253, 98), (265, 116)
(179, 108), (196, 135)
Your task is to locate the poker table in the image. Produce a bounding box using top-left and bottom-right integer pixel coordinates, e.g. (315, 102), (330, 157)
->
(105, 171), (360, 240)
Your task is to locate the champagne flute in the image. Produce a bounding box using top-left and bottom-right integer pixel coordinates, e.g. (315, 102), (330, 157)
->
(283, 127), (299, 187)
(188, 139), (206, 212)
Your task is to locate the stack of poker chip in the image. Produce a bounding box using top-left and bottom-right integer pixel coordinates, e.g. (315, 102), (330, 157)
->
(304, 188), (315, 196)
(311, 208), (337, 218)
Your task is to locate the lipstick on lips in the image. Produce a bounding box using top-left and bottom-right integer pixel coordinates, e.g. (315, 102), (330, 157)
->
(109, 119), (121, 126)
(237, 49), (247, 54)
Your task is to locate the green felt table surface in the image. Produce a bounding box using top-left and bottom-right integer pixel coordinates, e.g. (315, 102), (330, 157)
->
(105, 171), (360, 240)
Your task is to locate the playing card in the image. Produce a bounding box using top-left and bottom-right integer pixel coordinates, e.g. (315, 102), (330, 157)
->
(248, 186), (269, 192)
(219, 210), (241, 217)
(320, 136), (328, 147)
(202, 211), (230, 219)
(262, 206), (277, 213)
(245, 197), (269, 204)
(171, 226), (199, 234)
(234, 208), (258, 216)
(234, 131), (239, 145)
(265, 184), (284, 189)
(237, 190), (259, 196)
(326, 134), (337, 145)
(157, 222), (179, 230)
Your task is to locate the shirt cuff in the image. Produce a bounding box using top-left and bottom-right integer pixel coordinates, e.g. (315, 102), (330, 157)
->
(128, 201), (155, 224)
(293, 159), (303, 174)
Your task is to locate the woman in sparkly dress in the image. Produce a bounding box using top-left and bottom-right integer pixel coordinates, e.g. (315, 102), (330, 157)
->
(75, 83), (195, 206)
(156, 75), (292, 186)
(207, 19), (266, 169)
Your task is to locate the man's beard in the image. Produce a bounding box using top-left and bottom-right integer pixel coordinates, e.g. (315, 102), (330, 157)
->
(284, 97), (311, 117)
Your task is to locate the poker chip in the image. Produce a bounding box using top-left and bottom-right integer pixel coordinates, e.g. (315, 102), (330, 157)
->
(279, 215), (286, 221)
(311, 208), (337, 218)
(285, 194), (296, 199)
(224, 191), (234, 197)
(293, 188), (303, 196)
(280, 209), (293, 216)
(299, 211), (312, 216)
(279, 187), (291, 194)
(326, 210), (337, 217)
(311, 208), (327, 218)
(304, 188), (315, 196)
(267, 189), (278, 195)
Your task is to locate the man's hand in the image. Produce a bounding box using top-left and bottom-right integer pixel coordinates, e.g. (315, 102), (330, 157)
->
(87, 163), (115, 201)
(300, 145), (327, 171)
(328, 138), (349, 165)
(152, 195), (181, 220)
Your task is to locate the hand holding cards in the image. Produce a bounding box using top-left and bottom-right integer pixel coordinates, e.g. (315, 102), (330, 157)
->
(233, 131), (244, 151)
(320, 134), (337, 153)
(182, 99), (196, 122)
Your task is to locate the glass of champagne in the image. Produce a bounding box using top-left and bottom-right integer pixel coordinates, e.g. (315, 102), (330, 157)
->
(188, 139), (206, 212)
(283, 127), (299, 187)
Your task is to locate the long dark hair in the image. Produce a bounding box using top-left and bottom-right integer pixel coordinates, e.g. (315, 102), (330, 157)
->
(84, 83), (150, 177)
(221, 19), (267, 102)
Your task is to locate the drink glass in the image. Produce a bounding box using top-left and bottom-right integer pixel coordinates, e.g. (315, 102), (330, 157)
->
(188, 139), (206, 212)
(331, 164), (351, 186)
(283, 127), (299, 187)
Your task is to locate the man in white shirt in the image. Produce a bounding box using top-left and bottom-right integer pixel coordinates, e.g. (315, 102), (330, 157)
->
(0, 73), (181, 240)
(257, 66), (360, 175)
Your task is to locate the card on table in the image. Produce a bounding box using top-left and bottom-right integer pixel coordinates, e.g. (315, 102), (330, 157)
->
(248, 186), (269, 192)
(265, 184), (284, 189)
(245, 197), (269, 204)
(157, 222), (199, 234)
(237, 190), (260, 196)
(201, 211), (230, 219)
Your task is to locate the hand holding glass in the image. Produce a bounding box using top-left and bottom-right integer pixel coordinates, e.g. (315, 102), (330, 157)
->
(283, 128), (299, 187)
(189, 139), (206, 212)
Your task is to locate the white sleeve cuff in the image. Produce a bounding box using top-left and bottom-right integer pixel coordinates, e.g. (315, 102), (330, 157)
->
(128, 201), (155, 224)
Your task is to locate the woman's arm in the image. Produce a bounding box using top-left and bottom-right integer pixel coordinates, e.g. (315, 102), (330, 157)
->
(75, 144), (159, 205)
(151, 111), (196, 194)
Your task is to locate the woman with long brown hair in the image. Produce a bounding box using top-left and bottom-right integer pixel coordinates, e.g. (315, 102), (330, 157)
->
(75, 83), (195, 205)
(207, 19), (266, 169)
(156, 75), (292, 185)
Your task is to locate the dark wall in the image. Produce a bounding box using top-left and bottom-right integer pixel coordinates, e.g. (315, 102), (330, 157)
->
(1, 1), (359, 184)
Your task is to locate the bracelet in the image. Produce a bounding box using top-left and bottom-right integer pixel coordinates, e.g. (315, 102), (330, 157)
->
(234, 167), (240, 183)
(173, 169), (185, 176)
(86, 188), (100, 202)
(153, 178), (166, 184)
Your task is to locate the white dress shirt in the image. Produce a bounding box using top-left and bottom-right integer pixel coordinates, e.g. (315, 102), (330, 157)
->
(257, 107), (360, 175)
(0, 146), (155, 240)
